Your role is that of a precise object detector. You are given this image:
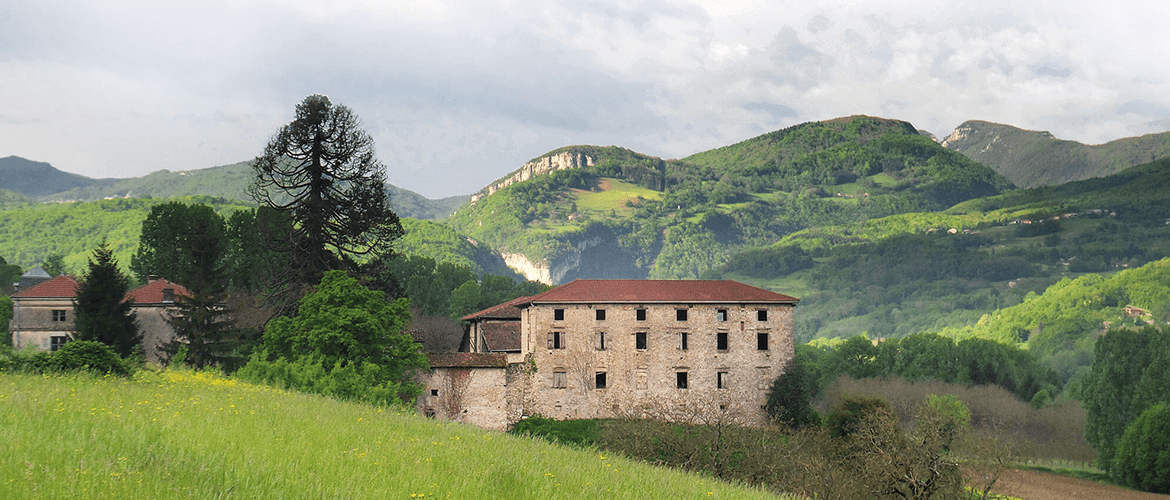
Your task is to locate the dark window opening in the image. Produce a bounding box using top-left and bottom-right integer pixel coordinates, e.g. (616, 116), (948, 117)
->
(680, 332), (689, 350)
(757, 333), (769, 351)
(547, 331), (565, 349)
(554, 309), (565, 321)
(717, 371), (729, 389)
(716, 309), (727, 322)
(676, 309), (688, 321)
(50, 336), (69, 352)
(596, 331), (606, 350)
(52, 310), (67, 322)
(717, 331), (729, 351)
(635, 332), (647, 350)
(676, 372), (688, 389)
(757, 310), (768, 321)
(636, 309), (646, 321)
(430, 389), (439, 396)
(596, 309), (605, 321)
(595, 372), (607, 389)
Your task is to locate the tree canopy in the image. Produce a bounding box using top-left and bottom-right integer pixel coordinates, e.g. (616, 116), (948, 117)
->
(249, 94), (404, 284)
(73, 241), (139, 357)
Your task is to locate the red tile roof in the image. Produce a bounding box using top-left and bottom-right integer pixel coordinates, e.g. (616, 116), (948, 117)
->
(460, 295), (532, 321)
(427, 352), (508, 368)
(125, 279), (191, 305)
(482, 321), (521, 352)
(12, 274), (79, 298)
(528, 279), (799, 304)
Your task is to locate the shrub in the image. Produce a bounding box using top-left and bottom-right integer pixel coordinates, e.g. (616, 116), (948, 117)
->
(39, 340), (130, 376)
(766, 356), (822, 429)
(826, 395), (892, 438)
(1112, 403), (1170, 493)
(510, 416), (600, 447)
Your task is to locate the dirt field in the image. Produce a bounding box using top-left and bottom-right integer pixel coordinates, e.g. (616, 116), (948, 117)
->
(989, 468), (1169, 500)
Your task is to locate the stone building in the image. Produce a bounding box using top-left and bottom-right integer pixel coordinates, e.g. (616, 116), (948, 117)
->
(417, 279), (798, 430)
(9, 275), (191, 363)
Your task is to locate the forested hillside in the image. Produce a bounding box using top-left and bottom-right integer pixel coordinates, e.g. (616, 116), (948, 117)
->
(447, 116), (1014, 284)
(941, 120), (1170, 188)
(712, 157), (1170, 341)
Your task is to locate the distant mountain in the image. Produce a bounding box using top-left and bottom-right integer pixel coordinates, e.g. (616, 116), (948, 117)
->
(940, 120), (1170, 188)
(0, 156), (460, 221)
(0, 156), (115, 198)
(447, 115), (1014, 285)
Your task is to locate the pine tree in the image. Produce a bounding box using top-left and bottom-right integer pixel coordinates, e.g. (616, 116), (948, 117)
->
(248, 94), (404, 288)
(73, 240), (139, 357)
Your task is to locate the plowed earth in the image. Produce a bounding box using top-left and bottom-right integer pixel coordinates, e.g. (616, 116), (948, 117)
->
(988, 468), (1169, 500)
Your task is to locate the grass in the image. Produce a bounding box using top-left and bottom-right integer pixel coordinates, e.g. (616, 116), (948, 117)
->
(574, 178), (661, 216)
(1, 370), (785, 499)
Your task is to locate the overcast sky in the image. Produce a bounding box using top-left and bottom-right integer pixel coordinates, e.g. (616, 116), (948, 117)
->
(2, 1), (1167, 199)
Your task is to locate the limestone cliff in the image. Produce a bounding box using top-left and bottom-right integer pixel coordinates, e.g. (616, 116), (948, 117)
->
(470, 150), (594, 204)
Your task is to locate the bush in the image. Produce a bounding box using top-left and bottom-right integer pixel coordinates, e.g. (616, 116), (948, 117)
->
(510, 416), (600, 447)
(766, 356), (821, 429)
(37, 340), (130, 376)
(826, 395), (892, 438)
(1112, 403), (1170, 493)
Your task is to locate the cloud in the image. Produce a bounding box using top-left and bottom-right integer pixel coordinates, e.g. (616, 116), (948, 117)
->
(1, 0), (1168, 197)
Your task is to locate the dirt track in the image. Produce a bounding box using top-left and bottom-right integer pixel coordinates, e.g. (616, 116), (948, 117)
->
(989, 469), (1169, 500)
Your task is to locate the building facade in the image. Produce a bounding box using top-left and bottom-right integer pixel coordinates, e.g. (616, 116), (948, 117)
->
(418, 279), (798, 430)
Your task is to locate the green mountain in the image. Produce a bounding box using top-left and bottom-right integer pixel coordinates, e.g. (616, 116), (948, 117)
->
(940, 120), (1170, 188)
(0, 156), (114, 198)
(0, 157), (465, 221)
(712, 157), (1170, 342)
(447, 115), (1014, 285)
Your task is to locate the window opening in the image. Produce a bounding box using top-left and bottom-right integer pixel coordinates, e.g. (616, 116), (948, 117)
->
(547, 331), (565, 349)
(717, 309), (727, 321)
(757, 333), (769, 351)
(680, 332), (689, 350)
(596, 331), (606, 350)
(757, 310), (768, 321)
(554, 309), (565, 321)
(676, 371), (688, 389)
(717, 331), (729, 351)
(52, 310), (67, 322)
(635, 332), (647, 350)
(676, 309), (688, 321)
(596, 309), (605, 321)
(595, 372), (607, 389)
(717, 371), (729, 389)
(636, 309), (646, 321)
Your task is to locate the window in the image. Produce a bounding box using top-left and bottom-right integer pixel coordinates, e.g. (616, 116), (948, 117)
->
(636, 309), (646, 321)
(717, 371), (729, 389)
(554, 309), (565, 321)
(717, 331), (729, 351)
(50, 336), (69, 352)
(679, 332), (689, 350)
(676, 309), (688, 321)
(676, 371), (688, 389)
(547, 331), (565, 349)
(635, 332), (647, 350)
(52, 310), (67, 322)
(596, 331), (606, 351)
(757, 310), (768, 321)
(716, 309), (727, 321)
(595, 372), (607, 389)
(596, 309), (606, 321)
(430, 389), (439, 396)
(757, 332), (769, 351)
(552, 371), (567, 389)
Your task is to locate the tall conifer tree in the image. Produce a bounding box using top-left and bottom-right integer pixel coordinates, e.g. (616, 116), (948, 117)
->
(73, 240), (139, 357)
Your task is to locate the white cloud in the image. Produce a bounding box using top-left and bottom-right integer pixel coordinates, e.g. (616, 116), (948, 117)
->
(0, 0), (1167, 197)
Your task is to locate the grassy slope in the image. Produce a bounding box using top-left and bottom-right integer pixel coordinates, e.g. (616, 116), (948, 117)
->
(0, 370), (783, 499)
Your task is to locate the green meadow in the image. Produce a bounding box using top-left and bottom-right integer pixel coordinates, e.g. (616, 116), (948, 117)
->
(1, 370), (785, 499)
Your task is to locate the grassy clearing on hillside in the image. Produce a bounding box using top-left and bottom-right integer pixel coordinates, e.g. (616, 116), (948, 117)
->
(0, 370), (785, 499)
(574, 178), (661, 216)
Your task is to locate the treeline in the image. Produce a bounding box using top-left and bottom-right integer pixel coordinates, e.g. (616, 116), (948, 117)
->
(794, 333), (1060, 405)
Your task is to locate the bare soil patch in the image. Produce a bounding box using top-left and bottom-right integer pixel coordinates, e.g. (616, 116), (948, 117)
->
(989, 468), (1169, 500)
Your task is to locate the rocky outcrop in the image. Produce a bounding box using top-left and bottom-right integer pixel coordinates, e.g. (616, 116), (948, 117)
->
(470, 151), (594, 204)
(503, 224), (649, 285)
(502, 252), (553, 285)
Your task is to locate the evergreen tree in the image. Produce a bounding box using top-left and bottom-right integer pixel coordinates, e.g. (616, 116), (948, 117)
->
(73, 241), (139, 357)
(248, 94), (404, 288)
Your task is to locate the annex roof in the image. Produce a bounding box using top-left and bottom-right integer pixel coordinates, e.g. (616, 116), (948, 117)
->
(460, 295), (532, 322)
(482, 321), (521, 352)
(427, 352), (508, 369)
(12, 274), (79, 299)
(527, 279), (799, 305)
(125, 279), (191, 305)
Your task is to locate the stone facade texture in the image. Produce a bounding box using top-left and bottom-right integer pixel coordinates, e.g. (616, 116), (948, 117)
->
(417, 280), (797, 430)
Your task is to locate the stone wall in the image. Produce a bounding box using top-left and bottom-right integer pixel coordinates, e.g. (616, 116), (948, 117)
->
(521, 302), (795, 425)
